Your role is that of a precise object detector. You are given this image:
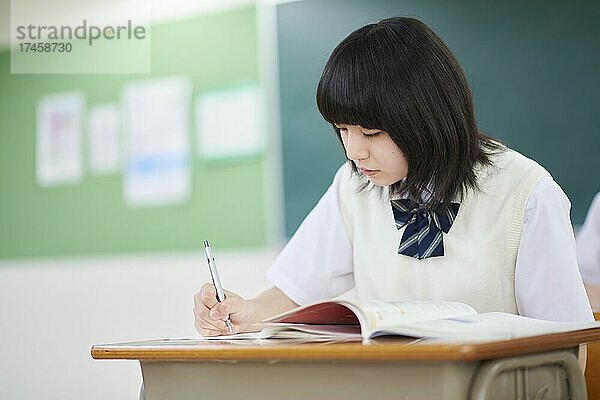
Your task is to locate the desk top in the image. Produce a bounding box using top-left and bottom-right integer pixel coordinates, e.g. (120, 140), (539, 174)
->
(92, 329), (600, 362)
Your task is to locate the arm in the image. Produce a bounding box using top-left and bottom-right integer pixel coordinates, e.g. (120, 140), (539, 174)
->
(247, 287), (300, 321)
(515, 176), (593, 322)
(514, 177), (593, 371)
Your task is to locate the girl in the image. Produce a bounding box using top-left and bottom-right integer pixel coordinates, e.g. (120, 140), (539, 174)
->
(194, 17), (592, 336)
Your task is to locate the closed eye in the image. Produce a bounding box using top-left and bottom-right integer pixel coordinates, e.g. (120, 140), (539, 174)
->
(364, 131), (381, 139)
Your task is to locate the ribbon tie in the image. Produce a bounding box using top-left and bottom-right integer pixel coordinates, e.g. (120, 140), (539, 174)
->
(390, 199), (460, 260)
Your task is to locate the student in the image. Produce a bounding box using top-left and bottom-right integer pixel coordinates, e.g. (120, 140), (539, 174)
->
(194, 17), (593, 336)
(578, 193), (600, 285)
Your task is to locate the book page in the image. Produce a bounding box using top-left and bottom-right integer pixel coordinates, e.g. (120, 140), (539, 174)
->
(260, 324), (361, 340)
(343, 300), (477, 335)
(267, 299), (477, 339)
(373, 312), (600, 340)
(195, 324), (361, 341)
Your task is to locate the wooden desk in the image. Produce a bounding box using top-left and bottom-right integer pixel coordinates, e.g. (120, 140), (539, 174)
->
(585, 311), (600, 399)
(93, 330), (600, 400)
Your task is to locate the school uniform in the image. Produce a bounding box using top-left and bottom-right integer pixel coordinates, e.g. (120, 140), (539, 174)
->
(577, 192), (600, 284)
(268, 148), (593, 322)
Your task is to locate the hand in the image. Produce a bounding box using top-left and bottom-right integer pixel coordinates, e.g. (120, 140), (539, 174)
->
(193, 283), (258, 336)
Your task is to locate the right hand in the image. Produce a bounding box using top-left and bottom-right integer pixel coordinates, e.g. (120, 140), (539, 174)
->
(193, 283), (258, 336)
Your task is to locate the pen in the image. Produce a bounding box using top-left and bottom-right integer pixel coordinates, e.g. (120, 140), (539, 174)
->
(203, 240), (234, 334)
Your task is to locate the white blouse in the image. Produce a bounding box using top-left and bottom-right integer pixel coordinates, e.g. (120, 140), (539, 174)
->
(577, 193), (600, 284)
(267, 170), (593, 323)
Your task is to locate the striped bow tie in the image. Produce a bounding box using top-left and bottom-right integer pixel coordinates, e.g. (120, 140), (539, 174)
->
(390, 199), (460, 260)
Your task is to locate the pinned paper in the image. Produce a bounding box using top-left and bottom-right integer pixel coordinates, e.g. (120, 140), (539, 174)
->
(122, 76), (193, 207)
(36, 92), (85, 187)
(89, 103), (120, 175)
(196, 84), (264, 161)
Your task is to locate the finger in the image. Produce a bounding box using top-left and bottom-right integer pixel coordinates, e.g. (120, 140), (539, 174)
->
(195, 316), (234, 337)
(195, 314), (228, 334)
(196, 317), (259, 336)
(193, 304), (226, 330)
(198, 329), (221, 337)
(196, 322), (223, 337)
(196, 317), (227, 332)
(197, 283), (218, 308)
(209, 296), (244, 321)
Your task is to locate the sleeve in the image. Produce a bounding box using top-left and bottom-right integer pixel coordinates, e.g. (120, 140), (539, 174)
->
(515, 176), (594, 322)
(577, 192), (600, 284)
(266, 164), (354, 305)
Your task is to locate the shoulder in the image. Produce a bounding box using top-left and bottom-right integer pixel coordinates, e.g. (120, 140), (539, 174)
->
(525, 176), (571, 220)
(469, 148), (556, 243)
(489, 148), (549, 178)
(476, 148), (551, 195)
(587, 192), (600, 219)
(579, 192), (600, 233)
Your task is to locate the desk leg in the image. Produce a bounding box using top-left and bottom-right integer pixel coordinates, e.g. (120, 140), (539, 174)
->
(470, 349), (586, 400)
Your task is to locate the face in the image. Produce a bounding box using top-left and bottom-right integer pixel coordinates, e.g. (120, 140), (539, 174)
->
(336, 124), (408, 186)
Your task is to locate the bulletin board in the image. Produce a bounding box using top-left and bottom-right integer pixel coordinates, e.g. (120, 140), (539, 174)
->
(0, 7), (268, 258)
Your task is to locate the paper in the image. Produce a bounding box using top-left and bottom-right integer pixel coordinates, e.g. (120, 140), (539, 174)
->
(36, 92), (85, 187)
(122, 76), (193, 207)
(89, 103), (120, 175)
(384, 312), (600, 341)
(196, 84), (264, 160)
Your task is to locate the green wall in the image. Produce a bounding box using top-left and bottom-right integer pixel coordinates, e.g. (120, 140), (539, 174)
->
(277, 0), (600, 235)
(0, 7), (268, 259)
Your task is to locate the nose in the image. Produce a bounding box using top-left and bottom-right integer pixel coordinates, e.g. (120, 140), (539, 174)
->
(344, 129), (369, 161)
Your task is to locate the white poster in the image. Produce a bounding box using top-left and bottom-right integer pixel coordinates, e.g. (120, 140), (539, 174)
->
(89, 103), (120, 175)
(36, 92), (85, 187)
(122, 76), (192, 207)
(196, 84), (264, 160)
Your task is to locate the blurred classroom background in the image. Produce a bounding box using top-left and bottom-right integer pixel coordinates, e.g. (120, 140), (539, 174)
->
(0, 0), (599, 398)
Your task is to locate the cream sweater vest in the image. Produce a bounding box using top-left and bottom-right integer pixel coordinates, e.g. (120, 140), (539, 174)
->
(337, 149), (549, 313)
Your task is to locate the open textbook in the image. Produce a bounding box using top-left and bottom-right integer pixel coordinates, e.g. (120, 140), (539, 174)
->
(201, 299), (600, 342)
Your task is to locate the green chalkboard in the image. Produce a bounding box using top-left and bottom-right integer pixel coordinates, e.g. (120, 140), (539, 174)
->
(277, 0), (600, 236)
(0, 7), (268, 259)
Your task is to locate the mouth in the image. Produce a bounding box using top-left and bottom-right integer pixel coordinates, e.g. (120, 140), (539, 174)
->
(358, 168), (380, 177)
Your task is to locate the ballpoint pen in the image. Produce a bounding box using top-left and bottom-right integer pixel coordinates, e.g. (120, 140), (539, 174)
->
(203, 240), (234, 334)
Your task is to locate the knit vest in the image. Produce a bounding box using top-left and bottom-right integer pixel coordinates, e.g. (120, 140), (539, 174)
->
(337, 149), (550, 313)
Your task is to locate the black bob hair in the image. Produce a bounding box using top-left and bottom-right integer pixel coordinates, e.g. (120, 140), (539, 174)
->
(316, 17), (503, 212)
